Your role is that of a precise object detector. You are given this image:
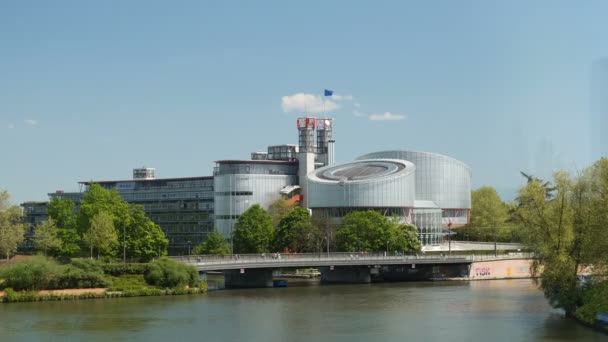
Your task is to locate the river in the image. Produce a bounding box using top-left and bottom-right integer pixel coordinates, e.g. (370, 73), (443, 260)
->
(0, 279), (605, 341)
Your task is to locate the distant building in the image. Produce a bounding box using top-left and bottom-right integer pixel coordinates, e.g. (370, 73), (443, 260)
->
(22, 115), (472, 254)
(24, 173), (215, 255)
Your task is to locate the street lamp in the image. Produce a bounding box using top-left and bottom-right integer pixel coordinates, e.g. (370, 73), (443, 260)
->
(187, 240), (191, 256)
(123, 225), (126, 264)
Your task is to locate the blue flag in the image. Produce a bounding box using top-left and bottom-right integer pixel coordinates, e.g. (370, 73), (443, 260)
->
(324, 89), (333, 97)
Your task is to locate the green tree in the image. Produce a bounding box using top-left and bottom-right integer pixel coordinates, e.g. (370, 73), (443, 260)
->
(78, 183), (168, 260)
(47, 197), (80, 257)
(454, 186), (519, 242)
(232, 204), (273, 253)
(192, 230), (230, 255)
(33, 218), (62, 256)
(336, 211), (420, 253)
(268, 198), (297, 228)
(0, 190), (26, 261)
(273, 207), (323, 253)
(83, 211), (118, 259)
(125, 204), (168, 261)
(514, 161), (608, 316)
(392, 223), (422, 253)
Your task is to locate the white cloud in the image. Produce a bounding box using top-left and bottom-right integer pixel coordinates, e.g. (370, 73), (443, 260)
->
(24, 119), (38, 126)
(8, 123), (15, 129)
(281, 93), (339, 113)
(352, 110), (365, 117)
(369, 112), (406, 121)
(354, 102), (361, 108)
(331, 94), (354, 101)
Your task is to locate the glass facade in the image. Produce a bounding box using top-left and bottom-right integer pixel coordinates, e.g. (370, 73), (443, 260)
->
(413, 208), (443, 245)
(33, 177), (216, 255)
(214, 160), (298, 238)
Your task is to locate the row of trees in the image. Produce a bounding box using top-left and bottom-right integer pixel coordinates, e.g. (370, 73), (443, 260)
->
(198, 202), (422, 255)
(0, 184), (169, 262)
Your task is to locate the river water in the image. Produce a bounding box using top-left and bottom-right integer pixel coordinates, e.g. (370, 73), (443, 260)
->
(0, 279), (605, 341)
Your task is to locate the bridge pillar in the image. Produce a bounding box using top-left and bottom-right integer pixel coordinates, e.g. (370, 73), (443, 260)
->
(319, 266), (372, 284)
(224, 269), (274, 288)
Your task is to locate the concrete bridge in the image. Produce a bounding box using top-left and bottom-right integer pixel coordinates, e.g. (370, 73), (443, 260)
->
(171, 252), (533, 288)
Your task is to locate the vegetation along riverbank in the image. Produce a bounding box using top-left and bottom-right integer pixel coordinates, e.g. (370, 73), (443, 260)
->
(0, 256), (207, 303)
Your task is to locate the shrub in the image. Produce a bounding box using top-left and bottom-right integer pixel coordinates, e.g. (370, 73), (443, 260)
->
(107, 275), (148, 291)
(575, 281), (608, 325)
(54, 265), (110, 289)
(70, 258), (104, 273)
(0, 256), (62, 291)
(144, 257), (198, 288)
(101, 263), (149, 276)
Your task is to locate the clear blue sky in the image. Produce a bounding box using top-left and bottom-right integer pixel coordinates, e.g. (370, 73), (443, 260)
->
(1, 0), (607, 205)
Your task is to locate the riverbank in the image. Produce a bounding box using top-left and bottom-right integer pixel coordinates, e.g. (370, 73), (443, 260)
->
(0, 285), (207, 303)
(0, 256), (207, 303)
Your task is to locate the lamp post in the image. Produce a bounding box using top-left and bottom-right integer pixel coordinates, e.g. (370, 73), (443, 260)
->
(123, 225), (126, 264)
(187, 240), (191, 256)
(448, 222), (452, 255)
(326, 231), (331, 257)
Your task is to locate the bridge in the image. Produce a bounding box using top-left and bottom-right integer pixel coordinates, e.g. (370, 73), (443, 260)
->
(171, 252), (533, 288)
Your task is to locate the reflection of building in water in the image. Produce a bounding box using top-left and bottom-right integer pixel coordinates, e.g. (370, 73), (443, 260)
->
(591, 58), (608, 158)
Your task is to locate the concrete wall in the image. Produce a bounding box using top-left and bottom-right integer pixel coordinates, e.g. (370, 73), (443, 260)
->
(469, 259), (534, 280)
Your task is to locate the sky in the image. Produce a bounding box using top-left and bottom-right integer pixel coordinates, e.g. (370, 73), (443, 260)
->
(1, 0), (607, 205)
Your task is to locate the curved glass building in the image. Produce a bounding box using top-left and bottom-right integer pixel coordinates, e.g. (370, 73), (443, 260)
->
(306, 159), (416, 219)
(357, 150), (472, 227)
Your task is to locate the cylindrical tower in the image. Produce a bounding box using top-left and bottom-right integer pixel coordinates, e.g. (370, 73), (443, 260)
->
(297, 117), (317, 208)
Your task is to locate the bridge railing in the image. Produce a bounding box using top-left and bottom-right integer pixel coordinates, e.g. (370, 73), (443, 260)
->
(169, 252), (534, 265)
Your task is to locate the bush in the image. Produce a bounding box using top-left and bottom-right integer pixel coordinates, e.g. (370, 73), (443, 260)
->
(0, 256), (109, 291)
(107, 275), (148, 291)
(144, 257), (198, 288)
(0, 256), (62, 291)
(575, 281), (608, 324)
(101, 263), (149, 276)
(70, 258), (104, 273)
(54, 266), (110, 289)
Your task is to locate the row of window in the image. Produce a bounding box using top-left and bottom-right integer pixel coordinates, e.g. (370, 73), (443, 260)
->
(215, 191), (253, 196)
(215, 215), (240, 220)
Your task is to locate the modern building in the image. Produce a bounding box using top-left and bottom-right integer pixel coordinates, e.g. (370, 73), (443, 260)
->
(213, 160), (298, 238)
(306, 151), (471, 245)
(21, 115), (471, 253)
(357, 150), (472, 227)
(23, 171), (215, 255)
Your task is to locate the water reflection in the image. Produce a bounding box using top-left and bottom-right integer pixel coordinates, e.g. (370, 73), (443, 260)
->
(0, 279), (605, 342)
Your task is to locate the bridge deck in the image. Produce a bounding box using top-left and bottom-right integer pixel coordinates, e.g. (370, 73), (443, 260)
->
(171, 252), (532, 272)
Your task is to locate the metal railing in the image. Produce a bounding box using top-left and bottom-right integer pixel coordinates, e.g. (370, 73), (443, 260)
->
(170, 252), (534, 269)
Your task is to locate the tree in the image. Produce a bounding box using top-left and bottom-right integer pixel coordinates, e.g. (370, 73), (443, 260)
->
(125, 204), (168, 261)
(232, 204), (274, 253)
(47, 197), (80, 257)
(454, 186), (520, 242)
(336, 210), (420, 253)
(273, 207), (323, 253)
(268, 198), (297, 228)
(392, 223), (422, 252)
(78, 183), (168, 260)
(192, 230), (230, 255)
(0, 190), (26, 261)
(514, 161), (608, 316)
(33, 218), (62, 256)
(83, 211), (118, 259)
